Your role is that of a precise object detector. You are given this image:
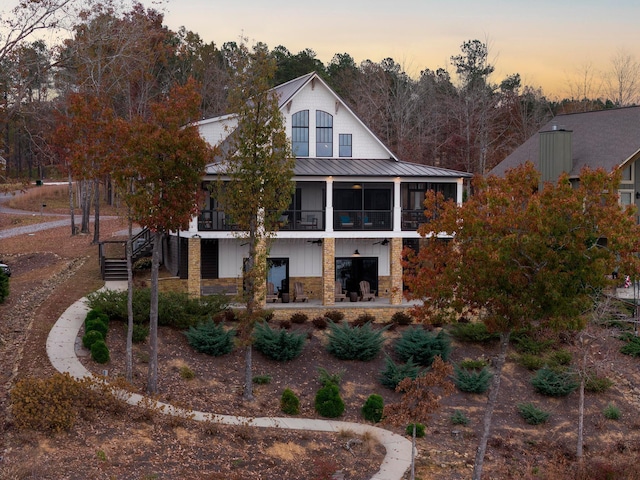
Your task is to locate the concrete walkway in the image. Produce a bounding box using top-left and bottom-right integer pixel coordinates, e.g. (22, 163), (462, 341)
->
(46, 282), (413, 480)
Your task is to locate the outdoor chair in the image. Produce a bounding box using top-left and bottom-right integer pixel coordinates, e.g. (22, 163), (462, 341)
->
(266, 282), (279, 303)
(293, 281), (309, 302)
(334, 281), (347, 302)
(339, 214), (354, 228)
(359, 280), (376, 301)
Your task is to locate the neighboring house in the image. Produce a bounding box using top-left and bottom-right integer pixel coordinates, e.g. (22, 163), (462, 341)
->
(490, 106), (640, 215)
(165, 72), (471, 305)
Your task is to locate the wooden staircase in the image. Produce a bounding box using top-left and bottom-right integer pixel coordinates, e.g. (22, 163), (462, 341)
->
(99, 228), (154, 281)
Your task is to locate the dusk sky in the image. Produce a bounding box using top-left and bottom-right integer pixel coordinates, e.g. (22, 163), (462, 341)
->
(162, 0), (640, 99)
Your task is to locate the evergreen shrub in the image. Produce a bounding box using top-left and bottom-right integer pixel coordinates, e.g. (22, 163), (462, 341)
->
(603, 403), (621, 420)
(518, 402), (550, 425)
(314, 384), (345, 418)
(90, 340), (110, 364)
(184, 320), (235, 356)
(395, 327), (451, 367)
(405, 423), (425, 437)
(361, 394), (384, 423)
(252, 374), (272, 384)
(379, 355), (423, 390)
(85, 318), (108, 338)
(454, 365), (492, 393)
(451, 410), (470, 425)
(620, 334), (640, 357)
(585, 373), (613, 393)
(132, 323), (149, 343)
(254, 322), (306, 361)
(512, 331), (555, 355)
(317, 367), (344, 387)
(517, 353), (546, 371)
(280, 388), (300, 415)
(326, 321), (387, 361)
(459, 358), (489, 370)
(450, 322), (499, 342)
(531, 368), (578, 397)
(82, 330), (104, 350)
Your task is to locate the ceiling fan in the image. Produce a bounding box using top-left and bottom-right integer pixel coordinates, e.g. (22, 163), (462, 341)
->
(373, 239), (389, 246)
(307, 239), (323, 245)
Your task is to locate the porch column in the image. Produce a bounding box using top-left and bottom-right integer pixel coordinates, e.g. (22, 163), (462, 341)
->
(322, 237), (335, 305)
(457, 177), (464, 205)
(187, 236), (201, 298)
(390, 237), (403, 305)
(393, 177), (402, 232)
(326, 176), (334, 233)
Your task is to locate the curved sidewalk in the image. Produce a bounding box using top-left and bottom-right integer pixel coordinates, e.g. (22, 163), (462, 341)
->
(46, 283), (414, 480)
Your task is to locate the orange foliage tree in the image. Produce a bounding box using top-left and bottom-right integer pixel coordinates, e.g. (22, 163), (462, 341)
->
(403, 162), (640, 479)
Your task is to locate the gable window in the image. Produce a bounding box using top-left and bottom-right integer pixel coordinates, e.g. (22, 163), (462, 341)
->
(339, 134), (352, 157)
(621, 164), (634, 183)
(292, 110), (309, 157)
(316, 110), (333, 157)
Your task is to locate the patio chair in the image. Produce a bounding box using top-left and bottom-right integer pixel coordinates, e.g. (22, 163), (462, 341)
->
(293, 281), (308, 302)
(339, 214), (354, 228)
(334, 281), (347, 302)
(266, 282), (279, 303)
(359, 280), (376, 301)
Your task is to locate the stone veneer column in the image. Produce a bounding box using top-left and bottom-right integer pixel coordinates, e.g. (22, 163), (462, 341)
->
(322, 237), (335, 305)
(390, 237), (403, 305)
(187, 236), (201, 298)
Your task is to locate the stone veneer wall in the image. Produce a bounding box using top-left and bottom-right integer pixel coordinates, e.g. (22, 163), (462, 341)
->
(267, 306), (413, 322)
(186, 237), (201, 297)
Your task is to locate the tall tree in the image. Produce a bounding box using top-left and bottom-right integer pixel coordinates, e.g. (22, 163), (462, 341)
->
(403, 162), (640, 479)
(604, 49), (640, 107)
(116, 78), (211, 394)
(215, 42), (295, 401)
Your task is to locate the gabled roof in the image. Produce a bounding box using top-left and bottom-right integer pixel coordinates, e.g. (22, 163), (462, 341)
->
(206, 157), (471, 178)
(490, 106), (640, 177)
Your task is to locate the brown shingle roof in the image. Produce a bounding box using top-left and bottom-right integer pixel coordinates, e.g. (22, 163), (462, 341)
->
(491, 106), (640, 177)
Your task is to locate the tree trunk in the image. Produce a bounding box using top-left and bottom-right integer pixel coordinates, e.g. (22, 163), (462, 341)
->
(146, 231), (162, 394)
(577, 377), (585, 458)
(472, 330), (510, 480)
(68, 170), (76, 235)
(244, 345), (253, 401)
(80, 179), (91, 234)
(125, 220), (134, 383)
(92, 177), (100, 244)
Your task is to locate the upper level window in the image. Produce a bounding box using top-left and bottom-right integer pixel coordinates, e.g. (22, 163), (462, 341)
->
(292, 110), (309, 157)
(621, 164), (633, 183)
(316, 110), (333, 157)
(339, 134), (352, 157)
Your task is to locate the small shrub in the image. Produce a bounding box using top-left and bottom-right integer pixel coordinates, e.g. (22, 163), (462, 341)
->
(132, 257), (152, 271)
(531, 368), (578, 397)
(132, 323), (149, 343)
(326, 321), (387, 361)
(518, 402), (550, 425)
(585, 373), (614, 393)
(281, 388), (300, 415)
(254, 322), (306, 361)
(391, 311), (413, 326)
(311, 316), (328, 329)
(619, 334), (640, 357)
(90, 340), (110, 364)
(603, 403), (621, 420)
(512, 332), (555, 355)
(317, 367), (344, 387)
(405, 423), (425, 438)
(451, 410), (469, 425)
(395, 327), (451, 367)
(290, 312), (308, 324)
(517, 353), (546, 371)
(458, 358), (488, 370)
(261, 310), (274, 323)
(184, 320), (236, 356)
(379, 355), (423, 390)
(85, 309), (106, 322)
(454, 365), (492, 394)
(361, 394), (384, 423)
(549, 349), (572, 366)
(179, 365), (195, 380)
(450, 322), (499, 342)
(82, 330), (104, 350)
(353, 312), (376, 327)
(314, 384), (345, 418)
(253, 374), (272, 385)
(279, 319), (292, 330)
(85, 318), (108, 338)
(324, 310), (344, 322)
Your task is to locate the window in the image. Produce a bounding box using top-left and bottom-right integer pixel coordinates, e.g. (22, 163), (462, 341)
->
(619, 190), (634, 207)
(621, 164), (634, 183)
(292, 110), (309, 157)
(316, 110), (333, 157)
(339, 134), (352, 157)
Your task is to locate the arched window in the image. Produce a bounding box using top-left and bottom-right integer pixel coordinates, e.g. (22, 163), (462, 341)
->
(316, 110), (333, 157)
(292, 110), (309, 156)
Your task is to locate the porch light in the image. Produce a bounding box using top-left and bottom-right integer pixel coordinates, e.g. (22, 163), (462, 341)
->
(353, 249), (360, 256)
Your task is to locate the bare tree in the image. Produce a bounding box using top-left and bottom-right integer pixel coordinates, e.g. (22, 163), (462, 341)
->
(604, 49), (640, 106)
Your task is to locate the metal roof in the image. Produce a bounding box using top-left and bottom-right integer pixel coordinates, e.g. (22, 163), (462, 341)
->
(206, 157), (471, 178)
(491, 106), (640, 177)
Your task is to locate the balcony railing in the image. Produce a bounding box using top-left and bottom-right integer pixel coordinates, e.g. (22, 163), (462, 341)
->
(198, 209), (325, 231)
(334, 210), (392, 231)
(401, 210), (427, 231)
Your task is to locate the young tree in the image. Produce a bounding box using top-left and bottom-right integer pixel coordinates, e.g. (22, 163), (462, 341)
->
(403, 162), (640, 480)
(215, 43), (295, 401)
(115, 78), (212, 394)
